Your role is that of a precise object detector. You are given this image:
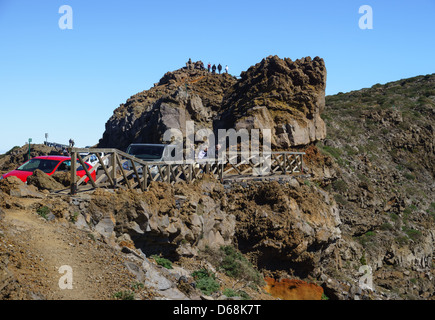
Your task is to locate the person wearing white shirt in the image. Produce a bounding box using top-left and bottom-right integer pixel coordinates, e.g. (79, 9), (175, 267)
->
(198, 147), (208, 160)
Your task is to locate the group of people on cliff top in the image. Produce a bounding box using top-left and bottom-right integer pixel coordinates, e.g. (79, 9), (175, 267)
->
(186, 59), (228, 74)
(207, 62), (228, 74)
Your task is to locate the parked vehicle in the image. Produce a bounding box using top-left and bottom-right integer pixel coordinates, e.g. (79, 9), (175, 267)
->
(0, 156), (96, 183)
(125, 143), (178, 177)
(79, 151), (109, 171)
(126, 144), (177, 161)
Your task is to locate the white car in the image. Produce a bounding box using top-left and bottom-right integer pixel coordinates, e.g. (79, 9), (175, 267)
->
(79, 152), (109, 172)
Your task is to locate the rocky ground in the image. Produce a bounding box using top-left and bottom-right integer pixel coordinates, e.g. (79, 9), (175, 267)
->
(0, 196), (147, 300)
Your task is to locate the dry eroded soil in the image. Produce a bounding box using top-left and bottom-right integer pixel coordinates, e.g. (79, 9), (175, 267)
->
(0, 197), (154, 300)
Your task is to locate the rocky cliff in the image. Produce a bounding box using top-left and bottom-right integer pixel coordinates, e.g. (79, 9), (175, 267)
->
(216, 55), (327, 148)
(98, 65), (237, 151)
(98, 55), (327, 150)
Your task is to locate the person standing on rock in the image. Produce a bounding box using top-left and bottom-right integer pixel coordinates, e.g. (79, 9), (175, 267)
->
(218, 64), (222, 74)
(225, 65), (229, 74)
(212, 64), (216, 74)
(186, 58), (193, 69)
(207, 62), (211, 72)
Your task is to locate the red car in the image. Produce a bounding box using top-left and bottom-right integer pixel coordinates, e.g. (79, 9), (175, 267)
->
(0, 156), (96, 184)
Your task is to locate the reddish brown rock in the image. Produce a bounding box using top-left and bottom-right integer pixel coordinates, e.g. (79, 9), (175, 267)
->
(264, 277), (324, 300)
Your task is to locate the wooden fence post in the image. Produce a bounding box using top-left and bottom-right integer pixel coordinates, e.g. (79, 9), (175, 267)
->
(283, 153), (287, 174)
(111, 152), (117, 187)
(70, 150), (77, 195)
(188, 164), (192, 182)
(143, 165), (148, 190)
(167, 165), (171, 183)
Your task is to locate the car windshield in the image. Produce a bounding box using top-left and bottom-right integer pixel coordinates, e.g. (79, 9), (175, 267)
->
(127, 145), (165, 160)
(17, 159), (60, 173)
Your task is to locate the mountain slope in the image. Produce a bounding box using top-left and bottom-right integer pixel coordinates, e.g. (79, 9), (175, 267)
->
(315, 73), (435, 299)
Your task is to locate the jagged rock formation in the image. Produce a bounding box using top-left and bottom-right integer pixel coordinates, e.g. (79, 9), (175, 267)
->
(82, 181), (236, 259)
(27, 170), (65, 192)
(98, 64), (237, 151)
(216, 55), (327, 148)
(98, 55), (327, 150)
(225, 179), (341, 279)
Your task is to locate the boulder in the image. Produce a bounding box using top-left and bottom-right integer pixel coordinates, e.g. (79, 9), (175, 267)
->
(0, 176), (45, 198)
(95, 214), (116, 240)
(51, 171), (71, 187)
(27, 170), (64, 191)
(0, 176), (25, 194)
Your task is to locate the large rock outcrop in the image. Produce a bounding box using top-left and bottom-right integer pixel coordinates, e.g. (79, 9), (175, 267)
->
(224, 178), (341, 279)
(77, 180), (236, 259)
(98, 56), (327, 151)
(216, 55), (327, 148)
(98, 65), (237, 151)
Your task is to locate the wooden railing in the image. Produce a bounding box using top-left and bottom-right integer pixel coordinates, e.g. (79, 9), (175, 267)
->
(68, 148), (305, 195)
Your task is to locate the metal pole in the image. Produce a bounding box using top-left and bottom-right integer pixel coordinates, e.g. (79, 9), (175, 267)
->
(28, 138), (32, 160)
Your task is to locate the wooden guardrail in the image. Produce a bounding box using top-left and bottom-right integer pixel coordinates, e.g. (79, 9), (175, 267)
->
(68, 148), (305, 195)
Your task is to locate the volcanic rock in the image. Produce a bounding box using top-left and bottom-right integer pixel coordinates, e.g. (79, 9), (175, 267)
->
(216, 55), (327, 148)
(264, 277), (324, 300)
(27, 170), (64, 191)
(98, 65), (237, 151)
(98, 56), (327, 151)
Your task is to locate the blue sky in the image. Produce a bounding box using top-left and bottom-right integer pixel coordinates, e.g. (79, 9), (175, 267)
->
(0, 0), (434, 154)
